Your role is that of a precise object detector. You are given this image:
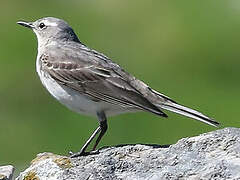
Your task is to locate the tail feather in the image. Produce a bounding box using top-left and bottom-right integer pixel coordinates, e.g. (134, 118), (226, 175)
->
(159, 102), (219, 127)
(148, 88), (219, 127)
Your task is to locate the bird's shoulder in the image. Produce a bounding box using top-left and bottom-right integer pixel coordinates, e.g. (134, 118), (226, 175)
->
(39, 42), (130, 80)
(40, 42), (118, 69)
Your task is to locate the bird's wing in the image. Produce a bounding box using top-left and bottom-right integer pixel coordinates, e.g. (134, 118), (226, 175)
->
(39, 51), (167, 117)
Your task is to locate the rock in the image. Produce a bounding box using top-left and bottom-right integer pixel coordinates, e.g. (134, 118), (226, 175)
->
(0, 165), (14, 180)
(16, 127), (240, 180)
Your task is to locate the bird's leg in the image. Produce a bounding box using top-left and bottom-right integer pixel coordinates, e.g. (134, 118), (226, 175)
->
(70, 126), (101, 157)
(92, 111), (108, 151)
(70, 111), (108, 158)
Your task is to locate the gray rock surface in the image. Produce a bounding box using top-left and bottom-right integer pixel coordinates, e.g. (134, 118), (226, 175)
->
(16, 127), (240, 180)
(0, 165), (14, 180)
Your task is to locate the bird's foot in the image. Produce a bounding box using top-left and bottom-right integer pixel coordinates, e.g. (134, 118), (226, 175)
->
(69, 149), (100, 158)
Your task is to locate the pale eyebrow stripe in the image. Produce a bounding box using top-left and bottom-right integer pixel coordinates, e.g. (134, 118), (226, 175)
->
(45, 22), (58, 26)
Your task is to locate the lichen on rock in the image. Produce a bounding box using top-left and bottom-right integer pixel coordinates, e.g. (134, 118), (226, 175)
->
(23, 171), (39, 180)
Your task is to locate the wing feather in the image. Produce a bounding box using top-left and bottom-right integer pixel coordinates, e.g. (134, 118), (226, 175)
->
(40, 53), (167, 117)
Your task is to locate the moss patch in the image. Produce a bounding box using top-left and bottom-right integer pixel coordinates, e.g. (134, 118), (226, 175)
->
(31, 152), (56, 165)
(53, 157), (72, 169)
(30, 152), (72, 169)
(23, 171), (39, 180)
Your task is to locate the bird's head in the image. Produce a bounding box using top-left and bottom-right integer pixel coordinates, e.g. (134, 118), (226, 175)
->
(17, 17), (80, 46)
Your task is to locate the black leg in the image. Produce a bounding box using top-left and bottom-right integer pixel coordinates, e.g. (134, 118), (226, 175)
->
(92, 112), (108, 151)
(70, 111), (108, 158)
(70, 126), (101, 158)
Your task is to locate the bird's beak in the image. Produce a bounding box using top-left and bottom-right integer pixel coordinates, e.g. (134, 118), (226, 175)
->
(17, 20), (34, 29)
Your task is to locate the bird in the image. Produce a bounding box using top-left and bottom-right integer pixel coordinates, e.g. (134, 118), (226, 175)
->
(17, 17), (219, 157)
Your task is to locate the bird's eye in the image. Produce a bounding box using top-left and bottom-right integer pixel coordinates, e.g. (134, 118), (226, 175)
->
(39, 23), (46, 29)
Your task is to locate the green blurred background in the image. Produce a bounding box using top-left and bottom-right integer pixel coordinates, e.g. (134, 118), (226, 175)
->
(1, 0), (240, 174)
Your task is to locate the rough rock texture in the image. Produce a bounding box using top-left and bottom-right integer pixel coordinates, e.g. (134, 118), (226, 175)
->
(16, 127), (240, 180)
(0, 165), (14, 180)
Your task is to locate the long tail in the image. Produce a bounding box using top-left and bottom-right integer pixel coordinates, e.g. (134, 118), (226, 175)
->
(150, 89), (220, 127)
